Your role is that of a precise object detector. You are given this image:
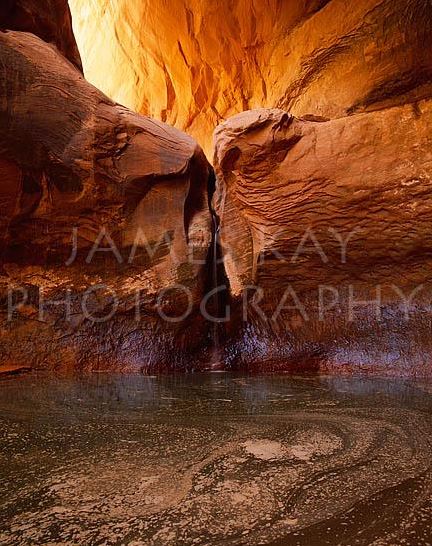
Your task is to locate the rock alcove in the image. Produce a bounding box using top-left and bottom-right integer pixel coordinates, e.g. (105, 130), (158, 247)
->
(0, 0), (431, 375)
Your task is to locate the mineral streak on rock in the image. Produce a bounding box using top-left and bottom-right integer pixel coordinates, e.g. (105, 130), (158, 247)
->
(0, 0), (82, 70)
(0, 30), (213, 372)
(213, 105), (432, 374)
(68, 0), (432, 156)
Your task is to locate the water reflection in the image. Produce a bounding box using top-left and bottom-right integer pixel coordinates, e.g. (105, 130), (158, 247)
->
(1, 372), (432, 422)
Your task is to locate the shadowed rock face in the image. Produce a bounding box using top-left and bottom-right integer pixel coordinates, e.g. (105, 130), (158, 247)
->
(69, 0), (432, 155)
(0, 0), (82, 70)
(213, 105), (432, 375)
(0, 30), (213, 372)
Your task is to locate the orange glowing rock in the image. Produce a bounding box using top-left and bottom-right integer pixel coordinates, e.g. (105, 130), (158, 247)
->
(69, 0), (432, 156)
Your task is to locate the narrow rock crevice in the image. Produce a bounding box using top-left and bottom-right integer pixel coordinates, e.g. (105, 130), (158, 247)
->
(203, 167), (231, 368)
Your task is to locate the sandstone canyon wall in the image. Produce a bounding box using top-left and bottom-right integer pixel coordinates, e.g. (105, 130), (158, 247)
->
(213, 105), (432, 375)
(69, 0), (432, 155)
(0, 2), (214, 372)
(0, 0), (82, 70)
(1, 0), (432, 375)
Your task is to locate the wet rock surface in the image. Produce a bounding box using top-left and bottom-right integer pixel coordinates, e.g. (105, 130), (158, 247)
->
(1, 0), (432, 375)
(1, 373), (432, 545)
(213, 105), (432, 374)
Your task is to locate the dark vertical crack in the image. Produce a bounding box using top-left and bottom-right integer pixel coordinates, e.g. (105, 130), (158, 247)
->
(205, 167), (231, 366)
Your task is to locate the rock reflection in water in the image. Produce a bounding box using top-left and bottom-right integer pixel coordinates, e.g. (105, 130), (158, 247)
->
(1, 373), (432, 545)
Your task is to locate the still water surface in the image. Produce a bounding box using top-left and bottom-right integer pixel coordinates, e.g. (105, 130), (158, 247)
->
(1, 372), (432, 545)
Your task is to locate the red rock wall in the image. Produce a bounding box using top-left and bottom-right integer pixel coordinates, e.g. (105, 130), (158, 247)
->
(213, 104), (432, 375)
(0, 0), (82, 70)
(0, 30), (213, 372)
(69, 0), (432, 156)
(1, 0), (432, 375)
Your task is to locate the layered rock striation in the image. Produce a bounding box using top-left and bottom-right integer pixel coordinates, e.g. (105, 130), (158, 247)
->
(1, 0), (432, 375)
(213, 105), (432, 374)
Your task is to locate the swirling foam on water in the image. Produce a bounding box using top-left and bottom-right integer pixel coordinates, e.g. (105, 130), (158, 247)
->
(1, 373), (432, 545)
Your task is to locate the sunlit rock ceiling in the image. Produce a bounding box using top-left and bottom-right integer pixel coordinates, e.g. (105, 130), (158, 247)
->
(68, 0), (432, 156)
